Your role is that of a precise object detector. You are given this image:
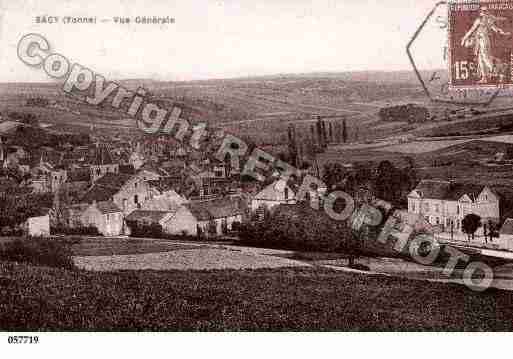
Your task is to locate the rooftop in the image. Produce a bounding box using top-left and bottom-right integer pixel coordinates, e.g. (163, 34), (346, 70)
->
(184, 197), (244, 221)
(410, 180), (492, 202)
(125, 210), (171, 223)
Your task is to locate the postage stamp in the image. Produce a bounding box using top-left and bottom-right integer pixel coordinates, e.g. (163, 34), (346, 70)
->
(449, 1), (513, 89)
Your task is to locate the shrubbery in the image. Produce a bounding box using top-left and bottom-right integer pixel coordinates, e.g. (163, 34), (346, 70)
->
(127, 221), (198, 241)
(128, 222), (164, 238)
(239, 203), (351, 252)
(51, 225), (100, 236)
(0, 237), (75, 270)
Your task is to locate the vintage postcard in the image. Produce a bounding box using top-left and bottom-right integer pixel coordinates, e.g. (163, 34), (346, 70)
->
(1, 0), (513, 354)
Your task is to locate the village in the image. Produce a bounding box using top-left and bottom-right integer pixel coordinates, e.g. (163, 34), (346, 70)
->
(2, 102), (513, 260)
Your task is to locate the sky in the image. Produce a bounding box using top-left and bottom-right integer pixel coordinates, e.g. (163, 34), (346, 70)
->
(0, 0), (448, 82)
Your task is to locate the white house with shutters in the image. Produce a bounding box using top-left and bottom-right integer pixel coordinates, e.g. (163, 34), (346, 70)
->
(407, 180), (500, 234)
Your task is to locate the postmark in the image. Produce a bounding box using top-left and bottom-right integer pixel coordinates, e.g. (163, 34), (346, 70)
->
(448, 1), (513, 89)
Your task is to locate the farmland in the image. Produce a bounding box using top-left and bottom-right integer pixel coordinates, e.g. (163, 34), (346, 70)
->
(0, 71), (430, 146)
(2, 259), (513, 331)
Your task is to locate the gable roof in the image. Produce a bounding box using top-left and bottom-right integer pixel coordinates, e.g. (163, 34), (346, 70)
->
(410, 180), (489, 202)
(80, 173), (134, 203)
(253, 179), (294, 201)
(125, 210), (172, 223)
(90, 144), (115, 165)
(95, 172), (132, 188)
(140, 193), (185, 211)
(81, 185), (119, 203)
(184, 197), (243, 221)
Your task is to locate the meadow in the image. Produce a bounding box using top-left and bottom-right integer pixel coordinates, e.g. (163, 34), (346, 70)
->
(2, 260), (513, 331)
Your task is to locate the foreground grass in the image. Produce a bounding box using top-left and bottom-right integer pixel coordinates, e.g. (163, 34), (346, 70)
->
(0, 261), (512, 331)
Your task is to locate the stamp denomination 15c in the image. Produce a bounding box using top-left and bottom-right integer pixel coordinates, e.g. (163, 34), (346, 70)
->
(449, 1), (513, 89)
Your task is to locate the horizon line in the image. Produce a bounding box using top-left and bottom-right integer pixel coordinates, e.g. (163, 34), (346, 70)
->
(0, 67), (446, 85)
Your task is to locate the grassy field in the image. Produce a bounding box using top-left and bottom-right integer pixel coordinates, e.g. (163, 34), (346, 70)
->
(70, 238), (202, 257)
(1, 261), (513, 331)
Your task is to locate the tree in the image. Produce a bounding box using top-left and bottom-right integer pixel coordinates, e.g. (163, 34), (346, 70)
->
(462, 213), (481, 241)
(374, 160), (402, 205)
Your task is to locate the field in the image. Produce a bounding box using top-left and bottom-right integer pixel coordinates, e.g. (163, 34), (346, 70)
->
(0, 71), (431, 146)
(2, 260), (513, 331)
(379, 139), (473, 154)
(70, 238), (202, 256)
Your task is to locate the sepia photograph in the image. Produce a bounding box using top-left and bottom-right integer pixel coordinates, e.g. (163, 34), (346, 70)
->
(1, 0), (513, 354)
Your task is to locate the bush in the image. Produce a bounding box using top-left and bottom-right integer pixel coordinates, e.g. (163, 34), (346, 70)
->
(127, 221), (198, 241)
(127, 222), (163, 238)
(0, 238), (75, 270)
(239, 204), (351, 252)
(51, 225), (100, 236)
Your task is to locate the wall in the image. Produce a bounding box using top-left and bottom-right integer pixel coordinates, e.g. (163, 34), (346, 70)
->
(113, 175), (153, 215)
(27, 215), (50, 237)
(162, 207), (198, 236)
(81, 204), (123, 236)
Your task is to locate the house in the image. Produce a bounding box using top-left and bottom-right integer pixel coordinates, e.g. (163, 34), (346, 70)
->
(140, 190), (188, 211)
(30, 156), (68, 193)
(29, 176), (50, 193)
(81, 201), (124, 236)
(498, 218), (513, 251)
(49, 167), (67, 193)
(153, 197), (244, 237)
(62, 168), (91, 200)
(183, 197), (244, 236)
(125, 210), (175, 235)
(58, 203), (90, 228)
(251, 179), (296, 212)
(23, 214), (50, 237)
(407, 180), (500, 234)
(128, 142), (145, 170)
(81, 172), (154, 215)
(89, 144), (119, 182)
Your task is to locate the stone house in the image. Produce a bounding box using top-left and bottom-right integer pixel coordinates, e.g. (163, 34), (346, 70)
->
(23, 214), (50, 237)
(125, 210), (175, 235)
(89, 144), (119, 182)
(81, 172), (154, 215)
(81, 201), (124, 236)
(182, 197), (244, 237)
(407, 180), (500, 234)
(251, 179), (296, 212)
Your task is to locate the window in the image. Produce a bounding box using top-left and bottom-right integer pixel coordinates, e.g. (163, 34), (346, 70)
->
(436, 217), (440, 225)
(411, 202), (416, 212)
(423, 203), (429, 212)
(284, 188), (289, 200)
(457, 206), (460, 215)
(134, 195), (139, 204)
(134, 182), (138, 188)
(435, 204), (440, 213)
